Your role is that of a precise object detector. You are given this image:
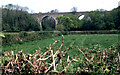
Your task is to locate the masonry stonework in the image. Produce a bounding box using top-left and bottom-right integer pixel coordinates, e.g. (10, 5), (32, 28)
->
(31, 12), (89, 30)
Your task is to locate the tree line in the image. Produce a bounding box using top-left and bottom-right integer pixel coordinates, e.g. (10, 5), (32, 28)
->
(2, 4), (120, 31)
(56, 6), (120, 31)
(2, 4), (40, 32)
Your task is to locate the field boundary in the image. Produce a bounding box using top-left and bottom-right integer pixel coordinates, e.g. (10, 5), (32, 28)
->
(2, 30), (119, 44)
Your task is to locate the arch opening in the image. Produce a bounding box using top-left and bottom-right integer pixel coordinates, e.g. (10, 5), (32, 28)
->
(78, 15), (85, 20)
(41, 16), (56, 31)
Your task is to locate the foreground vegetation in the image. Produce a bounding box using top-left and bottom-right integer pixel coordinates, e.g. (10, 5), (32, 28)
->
(2, 35), (120, 74)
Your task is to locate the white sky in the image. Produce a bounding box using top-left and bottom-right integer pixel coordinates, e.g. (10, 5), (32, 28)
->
(1, 0), (120, 13)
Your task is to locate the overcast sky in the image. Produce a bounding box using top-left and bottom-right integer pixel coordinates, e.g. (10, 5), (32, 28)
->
(1, 0), (120, 13)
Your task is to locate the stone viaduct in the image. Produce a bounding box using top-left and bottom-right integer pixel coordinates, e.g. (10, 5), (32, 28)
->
(31, 11), (89, 30)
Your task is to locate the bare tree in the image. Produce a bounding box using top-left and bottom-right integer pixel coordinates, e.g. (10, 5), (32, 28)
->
(70, 6), (77, 12)
(54, 9), (59, 12)
(50, 9), (59, 13)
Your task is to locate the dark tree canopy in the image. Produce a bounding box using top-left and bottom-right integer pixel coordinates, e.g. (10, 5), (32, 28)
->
(80, 7), (120, 30)
(2, 4), (40, 32)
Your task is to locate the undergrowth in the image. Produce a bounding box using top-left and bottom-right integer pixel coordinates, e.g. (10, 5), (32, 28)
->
(2, 35), (120, 74)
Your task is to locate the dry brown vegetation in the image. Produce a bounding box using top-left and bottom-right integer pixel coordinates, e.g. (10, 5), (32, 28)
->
(2, 35), (78, 74)
(2, 35), (120, 74)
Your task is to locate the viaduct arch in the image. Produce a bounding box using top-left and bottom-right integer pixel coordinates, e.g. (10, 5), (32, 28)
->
(31, 11), (89, 31)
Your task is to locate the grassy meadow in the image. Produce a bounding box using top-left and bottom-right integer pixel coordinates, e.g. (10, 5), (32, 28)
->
(3, 34), (118, 55)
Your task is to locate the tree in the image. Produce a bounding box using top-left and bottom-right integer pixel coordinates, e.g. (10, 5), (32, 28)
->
(70, 7), (77, 12)
(2, 4), (40, 31)
(54, 9), (59, 12)
(3, 4), (28, 11)
(4, 4), (14, 10)
(56, 14), (81, 31)
(81, 11), (106, 30)
(56, 24), (65, 31)
(50, 9), (59, 13)
(56, 16), (73, 31)
(103, 11), (115, 30)
(111, 6), (120, 29)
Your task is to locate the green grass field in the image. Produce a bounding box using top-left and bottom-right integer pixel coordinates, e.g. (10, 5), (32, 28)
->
(3, 34), (118, 56)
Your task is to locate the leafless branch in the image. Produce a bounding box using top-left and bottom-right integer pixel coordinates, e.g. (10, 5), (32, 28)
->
(78, 48), (94, 63)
